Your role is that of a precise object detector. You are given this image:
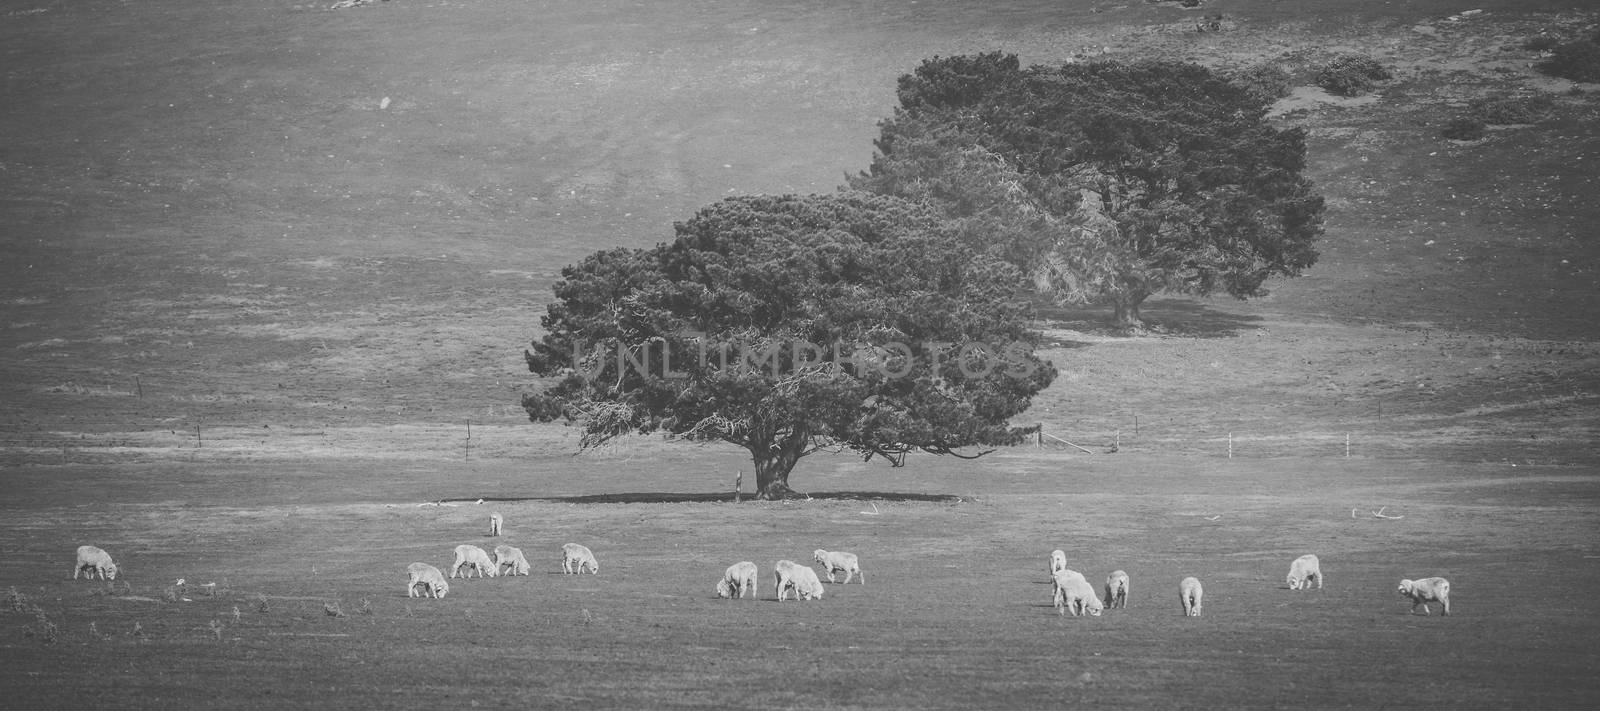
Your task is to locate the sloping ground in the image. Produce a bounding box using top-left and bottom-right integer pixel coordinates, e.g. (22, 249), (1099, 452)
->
(0, 2), (1596, 467)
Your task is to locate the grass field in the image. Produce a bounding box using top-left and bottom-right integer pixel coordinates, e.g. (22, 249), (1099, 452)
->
(2, 0), (1599, 708)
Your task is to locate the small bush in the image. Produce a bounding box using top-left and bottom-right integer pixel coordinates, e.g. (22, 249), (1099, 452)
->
(1538, 40), (1600, 83)
(1470, 94), (1555, 124)
(1441, 117), (1487, 141)
(1522, 35), (1562, 52)
(23, 608), (59, 645)
(1230, 63), (1294, 102)
(1315, 54), (1393, 96)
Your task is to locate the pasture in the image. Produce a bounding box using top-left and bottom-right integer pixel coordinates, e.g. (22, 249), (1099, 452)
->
(3, 452), (1598, 708)
(3, 0), (1599, 707)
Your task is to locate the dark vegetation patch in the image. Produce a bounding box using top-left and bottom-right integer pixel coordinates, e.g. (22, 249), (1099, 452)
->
(1537, 31), (1600, 83)
(1313, 54), (1394, 96)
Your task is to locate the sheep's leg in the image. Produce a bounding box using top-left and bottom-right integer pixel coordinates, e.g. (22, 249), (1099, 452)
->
(1440, 597), (1449, 616)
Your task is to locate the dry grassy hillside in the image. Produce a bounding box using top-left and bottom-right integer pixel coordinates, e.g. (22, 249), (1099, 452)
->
(2, 0), (1595, 469)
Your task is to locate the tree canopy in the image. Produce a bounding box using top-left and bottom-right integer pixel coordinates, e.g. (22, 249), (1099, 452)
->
(523, 192), (1056, 499)
(849, 53), (1325, 328)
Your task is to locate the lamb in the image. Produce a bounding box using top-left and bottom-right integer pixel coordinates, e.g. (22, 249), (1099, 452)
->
(1051, 569), (1102, 616)
(489, 513), (503, 537)
(406, 562), (449, 598)
(74, 545), (118, 581)
(1104, 570), (1130, 609)
(1398, 577), (1451, 616)
(1049, 549), (1068, 575)
(773, 559), (824, 601)
(812, 549), (863, 584)
(561, 543), (599, 575)
(450, 544), (498, 578)
(494, 545), (530, 576)
(1180, 576), (1204, 617)
(1287, 554), (1322, 590)
(715, 561), (758, 599)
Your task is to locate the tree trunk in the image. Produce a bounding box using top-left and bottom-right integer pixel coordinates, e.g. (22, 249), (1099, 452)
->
(750, 436), (807, 500)
(1111, 291), (1149, 330)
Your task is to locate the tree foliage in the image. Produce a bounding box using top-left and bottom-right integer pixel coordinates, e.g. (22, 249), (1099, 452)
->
(850, 53), (1325, 328)
(523, 193), (1055, 499)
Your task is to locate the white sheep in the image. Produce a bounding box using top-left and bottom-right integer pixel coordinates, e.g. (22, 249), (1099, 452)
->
(773, 559), (824, 601)
(1049, 549), (1068, 575)
(1104, 570), (1129, 609)
(1398, 577), (1451, 616)
(1052, 569), (1102, 616)
(450, 544), (498, 579)
(1287, 554), (1322, 590)
(74, 545), (118, 581)
(715, 561), (758, 599)
(1180, 576), (1204, 617)
(406, 562), (449, 598)
(812, 549), (863, 584)
(489, 513), (503, 537)
(494, 545), (530, 576)
(561, 543), (598, 575)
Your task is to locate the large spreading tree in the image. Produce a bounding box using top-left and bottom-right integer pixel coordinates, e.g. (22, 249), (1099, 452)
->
(849, 53), (1326, 328)
(522, 192), (1056, 499)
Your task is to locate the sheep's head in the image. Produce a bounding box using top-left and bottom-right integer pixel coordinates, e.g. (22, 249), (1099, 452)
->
(435, 581), (449, 598)
(1397, 580), (1413, 596)
(715, 579), (732, 599)
(812, 550), (828, 565)
(104, 563), (118, 580)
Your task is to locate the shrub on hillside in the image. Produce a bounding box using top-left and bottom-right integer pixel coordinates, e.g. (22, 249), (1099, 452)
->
(1469, 94), (1555, 124)
(1314, 54), (1393, 96)
(1441, 116), (1486, 141)
(1229, 63), (1294, 102)
(1537, 39), (1600, 83)
(1521, 34), (1562, 52)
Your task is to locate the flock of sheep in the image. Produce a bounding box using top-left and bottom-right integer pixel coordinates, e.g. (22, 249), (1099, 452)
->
(71, 523), (1452, 618)
(1048, 551), (1452, 617)
(403, 538), (598, 599)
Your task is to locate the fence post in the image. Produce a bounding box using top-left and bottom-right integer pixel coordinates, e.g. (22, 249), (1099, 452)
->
(1227, 432), (1233, 459)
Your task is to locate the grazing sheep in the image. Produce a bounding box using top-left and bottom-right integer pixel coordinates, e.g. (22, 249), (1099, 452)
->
(773, 559), (824, 601)
(1180, 577), (1204, 617)
(74, 545), (118, 581)
(715, 561), (759, 599)
(561, 543), (598, 575)
(489, 513), (503, 537)
(1104, 570), (1130, 609)
(1287, 554), (1322, 590)
(406, 563), (449, 598)
(450, 544), (498, 579)
(812, 549), (863, 584)
(1398, 577), (1451, 616)
(1049, 549), (1068, 575)
(1052, 569), (1102, 616)
(494, 545), (530, 576)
